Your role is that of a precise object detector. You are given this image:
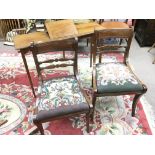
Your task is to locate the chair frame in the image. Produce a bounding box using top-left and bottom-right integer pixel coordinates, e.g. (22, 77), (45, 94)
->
(30, 38), (92, 134)
(91, 28), (147, 119)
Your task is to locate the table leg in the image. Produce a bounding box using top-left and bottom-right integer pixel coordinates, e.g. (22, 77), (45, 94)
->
(90, 37), (93, 67)
(21, 52), (36, 98)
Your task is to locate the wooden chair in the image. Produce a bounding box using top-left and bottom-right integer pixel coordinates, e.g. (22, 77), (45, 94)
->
(91, 28), (147, 119)
(31, 38), (92, 134)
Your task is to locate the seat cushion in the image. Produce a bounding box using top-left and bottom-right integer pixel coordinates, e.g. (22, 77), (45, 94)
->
(96, 63), (143, 93)
(35, 76), (89, 121)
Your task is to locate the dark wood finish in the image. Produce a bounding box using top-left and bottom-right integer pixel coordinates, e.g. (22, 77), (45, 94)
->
(91, 28), (147, 119)
(31, 38), (92, 134)
(135, 19), (155, 47)
(21, 51), (36, 97)
(14, 31), (50, 97)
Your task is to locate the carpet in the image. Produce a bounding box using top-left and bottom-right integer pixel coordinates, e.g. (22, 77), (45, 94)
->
(0, 50), (155, 135)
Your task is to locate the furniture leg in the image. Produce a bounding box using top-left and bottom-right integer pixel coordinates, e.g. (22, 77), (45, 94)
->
(86, 113), (90, 133)
(87, 38), (89, 46)
(90, 37), (93, 67)
(132, 94), (142, 117)
(63, 51), (65, 58)
(21, 52), (36, 98)
(91, 93), (96, 121)
(90, 48), (92, 67)
(99, 53), (102, 63)
(33, 120), (44, 135)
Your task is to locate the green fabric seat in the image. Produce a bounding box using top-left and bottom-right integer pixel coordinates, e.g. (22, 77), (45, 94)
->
(96, 63), (143, 93)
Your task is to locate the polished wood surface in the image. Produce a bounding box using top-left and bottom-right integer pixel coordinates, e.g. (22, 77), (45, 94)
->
(45, 19), (78, 40)
(101, 21), (129, 29)
(14, 21), (103, 50)
(14, 32), (50, 50)
(76, 22), (104, 37)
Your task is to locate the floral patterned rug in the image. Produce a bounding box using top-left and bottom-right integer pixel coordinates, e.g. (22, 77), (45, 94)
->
(0, 50), (155, 135)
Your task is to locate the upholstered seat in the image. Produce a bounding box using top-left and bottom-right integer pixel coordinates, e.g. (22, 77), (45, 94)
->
(91, 28), (147, 118)
(31, 38), (91, 134)
(35, 76), (89, 120)
(96, 63), (143, 93)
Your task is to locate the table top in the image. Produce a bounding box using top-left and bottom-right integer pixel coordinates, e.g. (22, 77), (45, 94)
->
(101, 21), (129, 29)
(13, 32), (50, 50)
(76, 22), (104, 37)
(13, 20), (105, 50)
(45, 19), (78, 40)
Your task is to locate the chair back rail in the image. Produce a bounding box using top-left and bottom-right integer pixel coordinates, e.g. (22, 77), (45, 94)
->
(31, 38), (78, 82)
(33, 38), (77, 53)
(92, 28), (133, 64)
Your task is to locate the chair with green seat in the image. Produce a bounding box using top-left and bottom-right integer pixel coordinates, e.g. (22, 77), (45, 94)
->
(91, 28), (147, 119)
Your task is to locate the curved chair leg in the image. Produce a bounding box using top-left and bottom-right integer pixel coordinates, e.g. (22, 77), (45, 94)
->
(132, 94), (143, 117)
(33, 120), (44, 135)
(91, 93), (96, 121)
(86, 113), (90, 133)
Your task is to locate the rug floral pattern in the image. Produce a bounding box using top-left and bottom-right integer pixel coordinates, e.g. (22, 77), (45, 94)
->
(0, 51), (154, 135)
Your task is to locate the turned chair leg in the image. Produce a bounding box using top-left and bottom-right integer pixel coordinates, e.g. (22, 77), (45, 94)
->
(91, 93), (96, 121)
(132, 94), (143, 117)
(86, 113), (90, 133)
(33, 120), (44, 135)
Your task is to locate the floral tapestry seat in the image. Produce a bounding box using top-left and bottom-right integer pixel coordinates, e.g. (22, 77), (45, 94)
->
(96, 62), (143, 93)
(35, 76), (89, 121)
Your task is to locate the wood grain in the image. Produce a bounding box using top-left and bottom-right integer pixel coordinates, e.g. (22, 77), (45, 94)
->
(14, 32), (50, 50)
(76, 22), (104, 37)
(45, 19), (78, 40)
(101, 21), (129, 29)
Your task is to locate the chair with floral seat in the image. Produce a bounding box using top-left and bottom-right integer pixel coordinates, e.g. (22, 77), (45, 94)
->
(31, 38), (92, 134)
(91, 28), (147, 119)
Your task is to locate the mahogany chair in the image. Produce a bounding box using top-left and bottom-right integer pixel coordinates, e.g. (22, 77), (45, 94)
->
(91, 28), (147, 119)
(30, 38), (92, 135)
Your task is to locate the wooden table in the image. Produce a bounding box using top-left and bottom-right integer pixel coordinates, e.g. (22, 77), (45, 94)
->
(46, 20), (103, 39)
(101, 21), (129, 29)
(14, 20), (104, 97)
